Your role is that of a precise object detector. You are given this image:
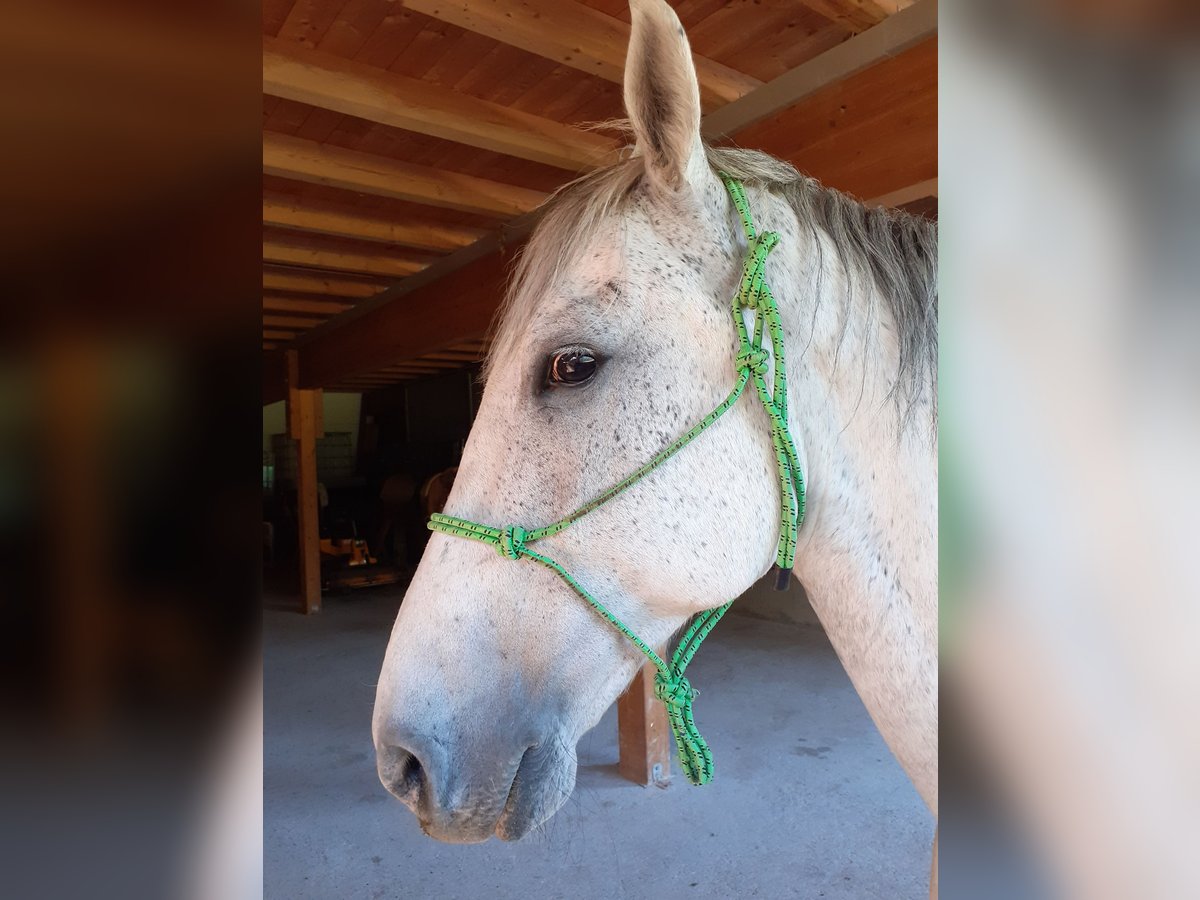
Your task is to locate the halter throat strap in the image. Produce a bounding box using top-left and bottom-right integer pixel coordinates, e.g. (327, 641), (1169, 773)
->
(428, 175), (806, 785)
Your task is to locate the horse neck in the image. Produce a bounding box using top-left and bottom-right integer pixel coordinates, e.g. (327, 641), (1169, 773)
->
(753, 186), (939, 811)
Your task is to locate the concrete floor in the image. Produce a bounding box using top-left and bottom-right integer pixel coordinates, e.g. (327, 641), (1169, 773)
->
(265, 588), (933, 899)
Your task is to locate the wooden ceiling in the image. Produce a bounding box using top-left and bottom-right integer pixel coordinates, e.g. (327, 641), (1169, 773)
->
(262, 0), (937, 396)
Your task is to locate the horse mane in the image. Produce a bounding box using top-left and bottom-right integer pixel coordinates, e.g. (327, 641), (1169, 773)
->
(486, 140), (938, 426)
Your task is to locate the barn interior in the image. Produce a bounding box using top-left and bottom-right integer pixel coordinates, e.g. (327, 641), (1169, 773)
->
(261, 0), (938, 895)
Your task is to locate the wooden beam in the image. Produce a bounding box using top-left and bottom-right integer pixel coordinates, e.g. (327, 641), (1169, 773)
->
(263, 195), (485, 250)
(299, 243), (511, 387)
(264, 351), (287, 405)
(451, 339), (492, 351)
(384, 359), (463, 370)
(420, 351), (483, 362)
(295, 8), (937, 387)
(286, 350), (323, 615)
(701, 0), (937, 139)
(263, 269), (384, 297)
(617, 655), (673, 785)
(263, 295), (354, 315)
(398, 0), (762, 111)
(717, 30), (935, 200)
(264, 329), (298, 340)
(263, 314), (325, 329)
(263, 37), (619, 171)
(796, 0), (902, 33)
(866, 177), (937, 208)
(263, 132), (546, 218)
(263, 237), (429, 278)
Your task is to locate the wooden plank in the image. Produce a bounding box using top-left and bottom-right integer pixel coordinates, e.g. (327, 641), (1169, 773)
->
(263, 314), (326, 329)
(385, 359), (463, 369)
(263, 295), (355, 315)
(263, 237), (429, 278)
(794, 0), (901, 33)
(264, 329), (299, 340)
(617, 656), (673, 785)
(295, 13), (937, 387)
(420, 351), (483, 362)
(263, 268), (385, 297)
(778, 87), (936, 199)
(378, 366), (447, 375)
(290, 6), (935, 365)
(264, 351), (288, 405)
(728, 36), (937, 157)
(286, 349), (323, 615)
(299, 243), (512, 386)
(399, 0), (762, 111)
(701, 0), (936, 139)
(263, 132), (547, 217)
(263, 194), (486, 250)
(264, 36), (620, 170)
(868, 177), (937, 208)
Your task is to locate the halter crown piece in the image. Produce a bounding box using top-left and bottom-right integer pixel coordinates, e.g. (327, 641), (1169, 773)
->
(429, 176), (806, 786)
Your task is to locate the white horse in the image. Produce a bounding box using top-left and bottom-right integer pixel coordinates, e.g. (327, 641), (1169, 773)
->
(374, 0), (937, 889)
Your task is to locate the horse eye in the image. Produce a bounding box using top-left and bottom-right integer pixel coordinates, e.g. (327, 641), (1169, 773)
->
(547, 346), (598, 387)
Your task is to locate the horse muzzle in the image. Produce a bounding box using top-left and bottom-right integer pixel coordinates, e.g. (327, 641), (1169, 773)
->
(375, 726), (576, 843)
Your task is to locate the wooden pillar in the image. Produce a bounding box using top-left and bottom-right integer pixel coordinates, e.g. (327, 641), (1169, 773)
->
(286, 351), (323, 614)
(617, 655), (673, 785)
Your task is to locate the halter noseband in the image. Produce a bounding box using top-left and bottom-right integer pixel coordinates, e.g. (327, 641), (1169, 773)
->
(428, 175), (806, 786)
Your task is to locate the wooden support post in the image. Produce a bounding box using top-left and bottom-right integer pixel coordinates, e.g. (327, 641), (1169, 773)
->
(286, 350), (323, 614)
(617, 654), (673, 786)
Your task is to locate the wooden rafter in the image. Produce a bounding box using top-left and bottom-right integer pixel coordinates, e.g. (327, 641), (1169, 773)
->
(701, 0), (937, 139)
(263, 37), (620, 171)
(866, 178), (937, 209)
(263, 195), (485, 250)
(263, 237), (429, 278)
(263, 314), (326, 329)
(381, 360), (462, 370)
(263, 295), (354, 315)
(263, 132), (547, 218)
(282, 2), (936, 392)
(795, 0), (904, 32)
(420, 351), (484, 362)
(299, 245), (510, 387)
(377, 369), (435, 375)
(398, 0), (762, 111)
(263, 269), (385, 297)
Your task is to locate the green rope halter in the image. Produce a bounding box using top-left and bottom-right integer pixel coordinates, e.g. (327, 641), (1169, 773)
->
(429, 175), (806, 786)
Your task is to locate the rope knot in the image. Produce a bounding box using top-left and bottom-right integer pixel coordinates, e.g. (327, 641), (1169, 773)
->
(737, 231), (781, 309)
(654, 673), (695, 710)
(736, 347), (770, 376)
(497, 524), (527, 560)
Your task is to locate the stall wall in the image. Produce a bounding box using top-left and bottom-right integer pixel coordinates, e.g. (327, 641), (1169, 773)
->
(263, 392), (362, 457)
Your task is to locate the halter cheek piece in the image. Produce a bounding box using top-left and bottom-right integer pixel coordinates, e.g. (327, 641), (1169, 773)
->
(429, 176), (806, 786)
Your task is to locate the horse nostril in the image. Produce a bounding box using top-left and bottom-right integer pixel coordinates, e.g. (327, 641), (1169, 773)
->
(378, 743), (427, 804)
(398, 752), (423, 793)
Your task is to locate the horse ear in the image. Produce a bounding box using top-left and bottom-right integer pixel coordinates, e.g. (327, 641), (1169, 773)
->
(624, 0), (706, 193)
